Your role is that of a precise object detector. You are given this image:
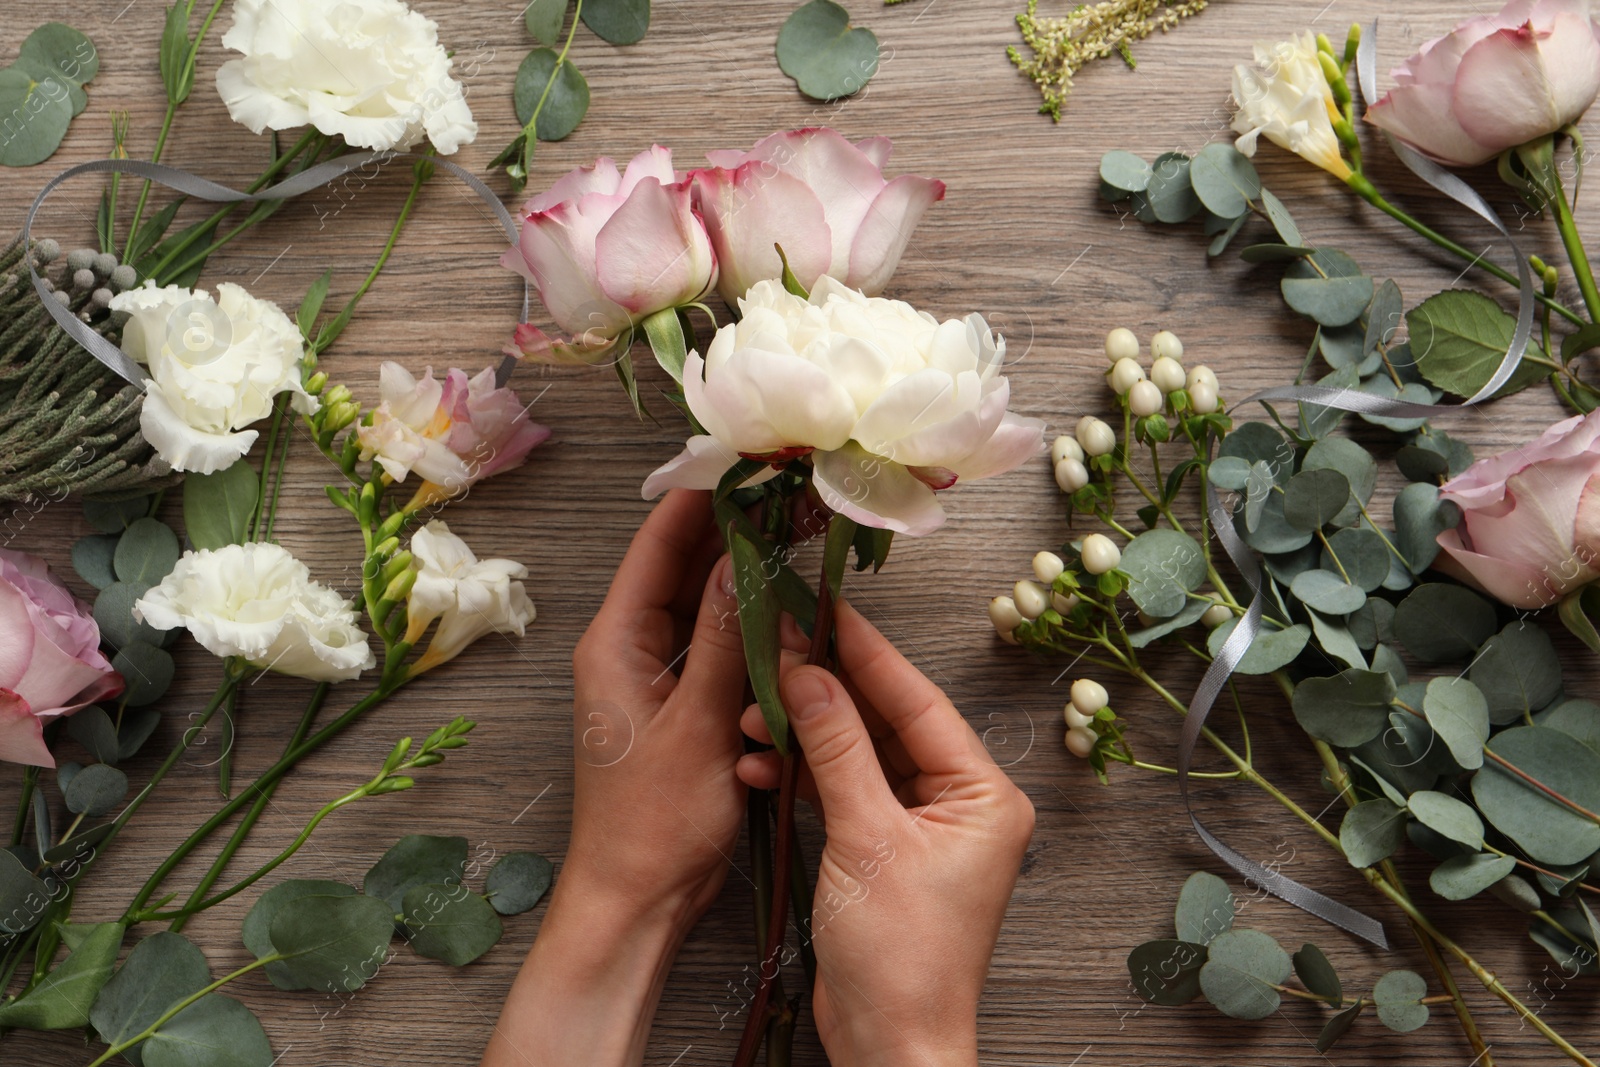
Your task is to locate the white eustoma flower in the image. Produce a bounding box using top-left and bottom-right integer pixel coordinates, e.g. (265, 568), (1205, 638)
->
(643, 277), (1046, 536)
(404, 521), (535, 673)
(1231, 32), (1352, 180)
(111, 281), (316, 475)
(215, 0), (477, 154)
(134, 543), (374, 683)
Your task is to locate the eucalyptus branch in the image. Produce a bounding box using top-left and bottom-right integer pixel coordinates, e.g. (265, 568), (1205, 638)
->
(82, 954), (281, 1067)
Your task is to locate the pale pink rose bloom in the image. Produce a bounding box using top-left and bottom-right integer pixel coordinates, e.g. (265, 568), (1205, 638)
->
(0, 550), (124, 767)
(1365, 0), (1600, 166)
(500, 146), (716, 363)
(1434, 409), (1600, 607)
(690, 128), (945, 304)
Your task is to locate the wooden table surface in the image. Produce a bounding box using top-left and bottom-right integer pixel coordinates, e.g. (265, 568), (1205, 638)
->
(4, 0), (1598, 1063)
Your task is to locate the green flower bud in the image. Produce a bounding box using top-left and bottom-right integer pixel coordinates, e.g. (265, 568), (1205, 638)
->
(380, 551), (413, 585)
(382, 567), (417, 603)
(305, 371), (329, 395)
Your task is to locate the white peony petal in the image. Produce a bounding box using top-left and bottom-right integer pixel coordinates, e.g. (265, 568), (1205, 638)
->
(813, 443), (947, 536)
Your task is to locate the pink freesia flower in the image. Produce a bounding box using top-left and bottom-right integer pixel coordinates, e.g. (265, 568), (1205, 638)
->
(0, 550), (124, 767)
(690, 128), (945, 304)
(357, 362), (550, 506)
(1365, 0), (1600, 166)
(1434, 409), (1600, 607)
(500, 146), (717, 364)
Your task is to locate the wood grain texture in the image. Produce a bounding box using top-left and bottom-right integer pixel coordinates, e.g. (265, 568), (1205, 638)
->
(3, 0), (1598, 1063)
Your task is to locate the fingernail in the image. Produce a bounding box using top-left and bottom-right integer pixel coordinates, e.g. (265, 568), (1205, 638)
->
(785, 670), (831, 721)
(717, 555), (737, 598)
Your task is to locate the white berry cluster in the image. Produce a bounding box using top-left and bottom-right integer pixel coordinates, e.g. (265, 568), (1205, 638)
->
(1063, 678), (1111, 758)
(1104, 326), (1220, 419)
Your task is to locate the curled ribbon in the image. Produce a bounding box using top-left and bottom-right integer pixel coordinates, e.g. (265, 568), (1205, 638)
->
(22, 150), (528, 387)
(1175, 17), (1540, 950)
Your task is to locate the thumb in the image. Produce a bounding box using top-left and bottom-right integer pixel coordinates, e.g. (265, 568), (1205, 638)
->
(782, 666), (895, 829)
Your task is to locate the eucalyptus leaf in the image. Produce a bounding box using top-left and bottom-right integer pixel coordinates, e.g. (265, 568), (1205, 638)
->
(1298, 364), (1359, 440)
(484, 852), (553, 916)
(65, 762), (128, 817)
(1243, 460), (1272, 532)
(72, 534), (120, 590)
(1429, 852), (1516, 901)
(66, 706), (121, 764)
(1372, 969), (1429, 1033)
(1281, 249), (1373, 327)
(1319, 322), (1375, 372)
(1216, 420), (1293, 479)
(1392, 583), (1497, 663)
(513, 49), (590, 140)
(0, 848), (49, 935)
(1291, 943), (1341, 1002)
(120, 708), (162, 761)
(1469, 622), (1562, 725)
(1260, 187), (1301, 245)
(1099, 150), (1152, 193)
(1365, 278), (1404, 354)
(1370, 642), (1407, 683)
(1422, 677), (1488, 770)
(1542, 699), (1600, 755)
(1472, 726), (1600, 865)
(1317, 1001), (1364, 1052)
(1529, 907), (1600, 974)
(775, 0), (878, 102)
(0, 66), (72, 167)
(1188, 142), (1259, 219)
(1238, 492), (1314, 554)
(1207, 455), (1251, 491)
(84, 495), (150, 534)
(268, 893), (395, 993)
(1197, 928), (1290, 1020)
(1174, 871), (1233, 945)
(113, 518), (180, 585)
(1145, 152), (1202, 224)
(1408, 790), (1484, 850)
(1293, 669), (1396, 748)
(364, 835), (467, 913)
(1302, 436), (1375, 525)
(1323, 527), (1389, 591)
(1282, 469), (1350, 531)
(142, 994), (273, 1067)
(580, 0), (649, 44)
(90, 931), (212, 1067)
(1340, 798), (1406, 868)
(524, 0), (569, 42)
(1127, 598), (1209, 648)
(1291, 570), (1366, 615)
(242, 879), (356, 991)
(114, 641), (176, 707)
(1491, 872), (1543, 913)
(1127, 939), (1207, 1005)
(181, 460), (258, 551)
(1359, 375), (1437, 432)
(402, 883), (503, 965)
(1208, 618), (1310, 675)
(0, 921), (123, 1029)
(1407, 288), (1549, 399)
(1308, 609), (1365, 671)
(1119, 529), (1205, 618)
(1239, 242), (1314, 263)
(1392, 483), (1456, 573)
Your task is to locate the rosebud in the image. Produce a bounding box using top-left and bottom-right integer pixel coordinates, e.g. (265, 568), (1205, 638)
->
(1150, 356), (1186, 393)
(1050, 434), (1084, 465)
(989, 595), (1024, 639)
(1104, 327), (1139, 363)
(1064, 703), (1094, 730)
(1108, 357), (1145, 395)
(1128, 379), (1162, 418)
(1189, 381), (1220, 415)
(1202, 603), (1233, 628)
(1076, 416), (1116, 457)
(1080, 533), (1121, 575)
(1033, 551), (1066, 585)
(1013, 580), (1050, 620)
(1150, 330), (1183, 362)
(1054, 457), (1089, 493)
(1065, 725), (1097, 758)
(1070, 678), (1109, 714)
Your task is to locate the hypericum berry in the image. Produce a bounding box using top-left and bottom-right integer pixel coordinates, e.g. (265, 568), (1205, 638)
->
(1013, 580), (1050, 620)
(1150, 330), (1183, 362)
(989, 595), (1024, 638)
(1052, 591), (1079, 616)
(1064, 703), (1094, 729)
(1032, 551), (1065, 585)
(1186, 364), (1218, 392)
(1076, 416), (1116, 457)
(1070, 678), (1109, 714)
(1054, 457), (1089, 493)
(1108, 357), (1145, 395)
(1080, 533), (1121, 575)
(1065, 725), (1098, 757)
(1201, 603), (1233, 628)
(1050, 434), (1084, 465)
(1128, 379), (1163, 418)
(1150, 355), (1186, 393)
(1105, 327), (1139, 363)
(1189, 381), (1220, 415)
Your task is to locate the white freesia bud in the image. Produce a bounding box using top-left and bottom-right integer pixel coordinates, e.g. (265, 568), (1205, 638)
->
(1013, 580), (1050, 620)
(1231, 31), (1353, 180)
(1128, 379), (1163, 418)
(1190, 381), (1220, 415)
(1064, 704), (1094, 729)
(989, 595), (1024, 639)
(1076, 416), (1116, 457)
(1108, 357), (1145, 395)
(1052, 591), (1079, 615)
(1202, 603), (1233, 628)
(1032, 551), (1066, 585)
(1150, 330), (1183, 362)
(1080, 533), (1121, 575)
(1065, 725), (1097, 758)
(1050, 434), (1084, 465)
(1150, 356), (1186, 394)
(1104, 327), (1139, 363)
(1070, 678), (1109, 714)
(1054, 457), (1090, 493)
(1187, 365), (1218, 392)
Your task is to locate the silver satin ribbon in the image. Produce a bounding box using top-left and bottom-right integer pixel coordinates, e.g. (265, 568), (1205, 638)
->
(22, 150), (528, 387)
(1175, 18), (1541, 951)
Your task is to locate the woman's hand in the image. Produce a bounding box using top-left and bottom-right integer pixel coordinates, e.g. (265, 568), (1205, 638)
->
(737, 601), (1036, 1066)
(481, 489), (749, 1067)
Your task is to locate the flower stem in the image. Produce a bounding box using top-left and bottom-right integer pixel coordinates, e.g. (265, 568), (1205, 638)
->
(1552, 165), (1600, 324)
(9, 766), (37, 848)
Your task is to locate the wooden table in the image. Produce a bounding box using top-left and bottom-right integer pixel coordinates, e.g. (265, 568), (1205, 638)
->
(4, 0), (1598, 1063)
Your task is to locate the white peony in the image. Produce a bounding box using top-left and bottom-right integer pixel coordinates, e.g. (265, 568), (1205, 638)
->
(643, 277), (1045, 536)
(1231, 32), (1352, 180)
(111, 281), (316, 475)
(215, 0), (477, 155)
(403, 521), (535, 673)
(134, 543), (375, 683)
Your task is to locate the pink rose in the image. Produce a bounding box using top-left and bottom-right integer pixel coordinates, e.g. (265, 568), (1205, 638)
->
(1433, 409), (1600, 608)
(689, 128), (945, 304)
(500, 146), (717, 364)
(0, 550), (124, 767)
(1365, 0), (1600, 166)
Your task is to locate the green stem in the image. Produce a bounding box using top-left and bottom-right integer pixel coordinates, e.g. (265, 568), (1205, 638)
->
(84, 954), (281, 1067)
(10, 766), (37, 848)
(262, 398), (295, 542)
(216, 684), (237, 800)
(251, 396), (289, 542)
(1552, 166), (1600, 324)
(514, 0), (585, 175)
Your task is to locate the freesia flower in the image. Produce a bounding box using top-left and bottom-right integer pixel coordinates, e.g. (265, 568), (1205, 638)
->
(110, 281), (317, 475)
(643, 277), (1045, 536)
(1365, 0), (1600, 167)
(402, 521), (534, 673)
(215, 0), (477, 154)
(134, 543), (375, 683)
(690, 128), (945, 303)
(1230, 32), (1353, 180)
(501, 147), (716, 364)
(1433, 409), (1600, 608)
(356, 362), (550, 505)
(0, 550), (123, 767)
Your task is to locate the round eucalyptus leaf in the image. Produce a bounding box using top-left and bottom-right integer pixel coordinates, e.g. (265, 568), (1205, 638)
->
(775, 0), (879, 102)
(1308, 608), (1366, 671)
(64, 763), (127, 817)
(485, 852), (553, 916)
(1472, 726), (1600, 865)
(1421, 677), (1488, 770)
(1488, 872), (1542, 913)
(1127, 597), (1209, 648)
(1188, 142), (1259, 219)
(1174, 871), (1233, 945)
(0, 66), (72, 167)
(90, 931), (211, 1066)
(1216, 421), (1293, 478)
(142, 993), (273, 1067)
(1290, 569), (1366, 615)
(580, 0), (649, 44)
(1369, 642), (1407, 683)
(1353, 717), (1438, 799)
(1321, 528), (1390, 593)
(1408, 790), (1484, 850)
(1303, 436), (1376, 516)
(1208, 617), (1310, 675)
(1469, 622), (1562, 725)
(1393, 483), (1457, 574)
(242, 880), (356, 991)
(119, 708), (162, 761)
(1429, 852), (1515, 901)
(1207, 455), (1252, 491)
(93, 580), (163, 652)
(1365, 278), (1404, 351)
(1128, 939), (1207, 1006)
(113, 641), (176, 707)
(83, 495), (151, 534)
(524, 0), (569, 43)
(65, 706), (120, 764)
(1392, 583), (1497, 663)
(1239, 492), (1314, 554)
(1239, 243), (1315, 263)
(1145, 152), (1202, 224)
(402, 883), (503, 965)
(267, 893), (395, 993)
(13, 56), (85, 116)
(1099, 150), (1152, 193)
(1281, 249), (1374, 327)
(1291, 943), (1341, 1003)
(1264, 542), (1321, 586)
(1359, 375), (1437, 432)
(1339, 798), (1406, 868)
(364, 835), (467, 912)
(1260, 187), (1302, 245)
(1120, 529), (1206, 618)
(71, 534), (120, 590)
(513, 49), (589, 140)
(1541, 699), (1600, 755)
(1292, 669), (1395, 748)
(1372, 969), (1429, 1033)
(1318, 322), (1371, 372)
(19, 23), (99, 88)
(1282, 469), (1350, 532)
(1350, 754), (1411, 808)
(1197, 928), (1290, 1020)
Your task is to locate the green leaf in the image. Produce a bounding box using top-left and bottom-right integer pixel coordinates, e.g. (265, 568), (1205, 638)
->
(1469, 622), (1562, 726)
(1291, 570), (1366, 615)
(20, 23), (98, 88)
(1198, 928), (1290, 1020)
(1282, 468), (1350, 531)
(1208, 617), (1310, 675)
(1207, 212), (1249, 256)
(84, 495), (151, 534)
(1392, 483), (1455, 573)
(1127, 939), (1207, 1005)
(1239, 242), (1314, 263)
(114, 517), (181, 585)
(1216, 421), (1293, 475)
(1542, 698), (1600, 756)
(267, 893), (395, 993)
(1407, 289), (1550, 399)
(1472, 726), (1600, 865)
(581, 0), (650, 44)
(13, 55), (86, 116)
(1238, 491), (1314, 554)
(1281, 249), (1373, 327)
(525, 0), (570, 42)
(1119, 529), (1205, 618)
(1358, 375), (1437, 432)
(484, 852), (553, 916)
(182, 461), (259, 550)
(90, 931), (211, 1067)
(1340, 798), (1406, 868)
(157, 3), (192, 102)
(126, 198), (185, 269)
(364, 835), (467, 912)
(1292, 943), (1341, 1002)
(1293, 669), (1396, 748)
(1144, 152), (1202, 224)
(0, 848), (49, 935)
(1317, 1000), (1364, 1052)
(402, 883), (503, 965)
(72, 534), (120, 590)
(1127, 598), (1209, 648)
(1298, 364), (1358, 440)
(1260, 187), (1301, 245)
(1429, 852), (1515, 900)
(296, 269), (332, 341)
(120, 708), (162, 761)
(1309, 608), (1365, 670)
(1408, 790), (1484, 850)
(1098, 150), (1152, 193)
(0, 66), (73, 167)
(513, 49), (590, 140)
(1422, 677), (1488, 770)
(775, 0), (879, 103)
(143, 994), (273, 1067)
(66, 705), (121, 764)
(65, 762), (128, 817)
(1364, 278), (1404, 354)
(0, 921), (123, 1029)
(1392, 583), (1497, 663)
(728, 528), (790, 755)
(242, 879), (356, 991)
(1302, 436), (1375, 524)
(1372, 969), (1429, 1032)
(1207, 455), (1251, 491)
(641, 306), (688, 384)
(1188, 142), (1259, 219)
(1559, 586), (1600, 654)
(113, 640), (177, 707)
(1322, 527), (1389, 592)
(1529, 905), (1600, 974)
(1174, 871), (1234, 945)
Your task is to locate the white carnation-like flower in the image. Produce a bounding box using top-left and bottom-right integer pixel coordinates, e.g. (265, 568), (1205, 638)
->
(404, 521), (535, 673)
(215, 0), (478, 154)
(134, 543), (375, 683)
(1230, 32), (1352, 180)
(110, 281), (316, 475)
(643, 277), (1045, 536)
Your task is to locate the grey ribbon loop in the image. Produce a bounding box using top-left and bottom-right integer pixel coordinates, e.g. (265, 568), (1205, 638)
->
(23, 150), (528, 388)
